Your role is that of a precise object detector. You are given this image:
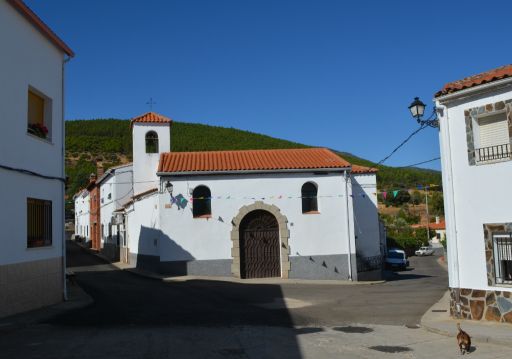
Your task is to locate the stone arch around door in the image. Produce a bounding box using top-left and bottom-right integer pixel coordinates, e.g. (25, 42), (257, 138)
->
(230, 201), (290, 279)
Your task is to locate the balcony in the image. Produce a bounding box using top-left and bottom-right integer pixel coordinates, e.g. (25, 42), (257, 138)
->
(475, 143), (511, 164)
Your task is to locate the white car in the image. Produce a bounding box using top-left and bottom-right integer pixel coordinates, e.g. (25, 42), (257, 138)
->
(385, 249), (409, 271)
(415, 246), (434, 256)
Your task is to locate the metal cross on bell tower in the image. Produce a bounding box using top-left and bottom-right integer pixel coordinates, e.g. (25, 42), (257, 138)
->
(146, 97), (156, 111)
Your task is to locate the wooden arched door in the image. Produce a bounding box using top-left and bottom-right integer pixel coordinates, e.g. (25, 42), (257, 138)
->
(240, 210), (280, 278)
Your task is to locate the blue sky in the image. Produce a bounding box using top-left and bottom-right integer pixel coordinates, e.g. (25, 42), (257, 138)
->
(26, 0), (512, 169)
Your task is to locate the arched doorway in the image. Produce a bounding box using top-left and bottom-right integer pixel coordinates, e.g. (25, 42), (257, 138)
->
(239, 210), (280, 279)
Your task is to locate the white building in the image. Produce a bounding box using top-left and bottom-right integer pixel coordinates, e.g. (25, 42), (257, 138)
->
(74, 189), (90, 242)
(0, 0), (73, 317)
(435, 64), (512, 323)
(120, 112), (381, 280)
(96, 163), (133, 260)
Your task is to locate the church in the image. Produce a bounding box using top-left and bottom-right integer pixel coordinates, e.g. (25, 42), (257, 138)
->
(77, 112), (383, 281)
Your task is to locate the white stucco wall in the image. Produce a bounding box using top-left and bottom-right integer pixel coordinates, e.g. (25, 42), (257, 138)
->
(132, 123), (170, 195)
(0, 1), (65, 266)
(98, 165), (134, 246)
(437, 84), (512, 292)
(74, 190), (90, 240)
(125, 193), (160, 257)
(352, 173), (381, 258)
(155, 172), (355, 263)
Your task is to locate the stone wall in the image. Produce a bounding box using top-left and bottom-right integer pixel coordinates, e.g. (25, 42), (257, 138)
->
(450, 287), (512, 323)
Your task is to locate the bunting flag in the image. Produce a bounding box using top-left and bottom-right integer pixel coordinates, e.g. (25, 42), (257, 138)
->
(393, 190), (399, 198)
(382, 192), (387, 199)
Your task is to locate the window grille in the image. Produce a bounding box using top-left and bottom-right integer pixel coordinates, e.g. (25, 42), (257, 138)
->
(493, 234), (512, 284)
(27, 198), (52, 247)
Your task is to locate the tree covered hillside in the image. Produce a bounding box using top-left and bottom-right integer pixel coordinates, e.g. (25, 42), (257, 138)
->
(65, 119), (442, 202)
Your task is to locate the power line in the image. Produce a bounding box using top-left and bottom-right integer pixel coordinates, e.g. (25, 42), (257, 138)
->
(374, 124), (428, 167)
(0, 163), (66, 183)
(397, 157), (440, 168)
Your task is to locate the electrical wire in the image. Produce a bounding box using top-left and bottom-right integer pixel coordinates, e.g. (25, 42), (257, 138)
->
(397, 157), (440, 168)
(0, 163), (66, 182)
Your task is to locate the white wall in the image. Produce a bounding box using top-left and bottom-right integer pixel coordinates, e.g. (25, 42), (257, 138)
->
(98, 165), (133, 246)
(126, 193), (160, 257)
(74, 190), (90, 240)
(352, 173), (381, 258)
(155, 172), (354, 262)
(437, 85), (512, 292)
(0, 2), (65, 266)
(132, 123), (170, 195)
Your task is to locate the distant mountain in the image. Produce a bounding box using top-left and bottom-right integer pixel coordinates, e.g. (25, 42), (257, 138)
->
(65, 119), (442, 202)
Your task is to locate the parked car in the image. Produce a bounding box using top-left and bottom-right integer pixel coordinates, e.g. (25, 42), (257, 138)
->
(415, 246), (434, 256)
(385, 248), (409, 271)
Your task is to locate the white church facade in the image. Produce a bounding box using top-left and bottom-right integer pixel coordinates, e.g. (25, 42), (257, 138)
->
(77, 112), (382, 280)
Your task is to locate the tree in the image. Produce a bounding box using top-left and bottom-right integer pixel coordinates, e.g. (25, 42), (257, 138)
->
(430, 191), (444, 216)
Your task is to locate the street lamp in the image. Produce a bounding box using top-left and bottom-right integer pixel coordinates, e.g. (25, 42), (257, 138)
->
(165, 181), (173, 196)
(408, 97), (439, 128)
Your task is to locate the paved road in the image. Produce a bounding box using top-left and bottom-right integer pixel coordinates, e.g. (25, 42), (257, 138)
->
(4, 243), (507, 358)
(60, 242), (448, 327)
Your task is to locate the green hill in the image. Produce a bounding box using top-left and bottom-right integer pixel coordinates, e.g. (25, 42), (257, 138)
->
(65, 119), (442, 201)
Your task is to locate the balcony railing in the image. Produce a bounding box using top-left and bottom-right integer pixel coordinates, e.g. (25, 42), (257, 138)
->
(475, 143), (511, 164)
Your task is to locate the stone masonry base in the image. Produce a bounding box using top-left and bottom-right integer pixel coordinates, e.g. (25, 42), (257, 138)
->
(0, 257), (63, 318)
(450, 287), (512, 323)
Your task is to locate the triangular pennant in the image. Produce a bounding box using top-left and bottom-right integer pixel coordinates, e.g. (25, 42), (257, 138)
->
(393, 190), (399, 198)
(382, 192), (387, 199)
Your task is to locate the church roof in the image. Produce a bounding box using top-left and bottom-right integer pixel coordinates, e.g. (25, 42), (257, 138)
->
(435, 64), (512, 97)
(131, 112), (172, 127)
(157, 148), (351, 174)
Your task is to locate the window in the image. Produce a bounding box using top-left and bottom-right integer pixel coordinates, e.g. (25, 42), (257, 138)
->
(301, 182), (318, 213)
(475, 112), (511, 163)
(27, 88), (51, 140)
(192, 185), (211, 218)
(493, 234), (512, 285)
(145, 131), (159, 153)
(27, 198), (52, 247)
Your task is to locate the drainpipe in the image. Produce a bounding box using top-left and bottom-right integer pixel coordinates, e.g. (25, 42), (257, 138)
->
(437, 103), (461, 314)
(344, 170), (353, 281)
(62, 56), (71, 301)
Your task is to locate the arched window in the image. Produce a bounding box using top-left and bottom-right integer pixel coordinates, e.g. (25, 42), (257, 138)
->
(193, 185), (211, 218)
(145, 131), (159, 153)
(301, 182), (318, 213)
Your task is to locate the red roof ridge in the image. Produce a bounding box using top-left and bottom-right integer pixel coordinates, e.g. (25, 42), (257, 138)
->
(435, 64), (512, 97)
(130, 112), (173, 127)
(7, 0), (74, 57)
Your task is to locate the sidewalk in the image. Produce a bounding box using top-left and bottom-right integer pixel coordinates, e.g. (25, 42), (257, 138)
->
(114, 263), (386, 286)
(0, 281), (93, 333)
(421, 290), (512, 347)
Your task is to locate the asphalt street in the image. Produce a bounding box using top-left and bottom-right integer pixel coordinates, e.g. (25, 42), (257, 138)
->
(2, 243), (508, 358)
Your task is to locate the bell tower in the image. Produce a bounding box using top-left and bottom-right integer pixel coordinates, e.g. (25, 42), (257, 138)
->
(131, 112), (172, 194)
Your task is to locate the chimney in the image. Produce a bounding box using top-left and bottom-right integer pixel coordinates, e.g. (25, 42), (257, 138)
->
(96, 160), (104, 178)
(435, 216), (440, 224)
(89, 173), (97, 184)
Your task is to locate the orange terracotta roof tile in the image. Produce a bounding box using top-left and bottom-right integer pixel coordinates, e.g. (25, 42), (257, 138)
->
(411, 220), (446, 230)
(8, 0), (74, 57)
(351, 164), (378, 174)
(131, 112), (172, 127)
(435, 64), (512, 97)
(158, 148), (350, 174)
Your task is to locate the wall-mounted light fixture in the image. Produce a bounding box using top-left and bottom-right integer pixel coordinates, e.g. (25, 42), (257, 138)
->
(165, 181), (173, 196)
(408, 97), (439, 128)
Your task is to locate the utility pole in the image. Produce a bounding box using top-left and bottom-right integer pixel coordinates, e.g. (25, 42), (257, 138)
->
(425, 186), (430, 244)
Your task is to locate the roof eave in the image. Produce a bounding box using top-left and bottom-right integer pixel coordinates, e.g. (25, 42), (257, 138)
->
(435, 77), (512, 103)
(8, 0), (75, 57)
(157, 167), (350, 177)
